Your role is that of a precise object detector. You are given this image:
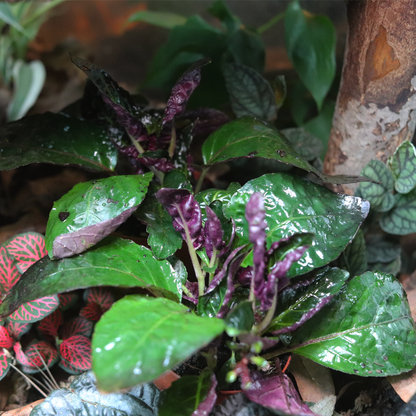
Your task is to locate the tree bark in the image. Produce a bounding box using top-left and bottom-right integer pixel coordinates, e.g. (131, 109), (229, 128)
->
(324, 0), (416, 194)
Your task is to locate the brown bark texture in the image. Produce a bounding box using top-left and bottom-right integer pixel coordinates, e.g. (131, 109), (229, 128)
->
(324, 0), (416, 194)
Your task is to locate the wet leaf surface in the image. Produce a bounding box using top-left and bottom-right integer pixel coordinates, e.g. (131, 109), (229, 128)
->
(45, 173), (152, 258)
(202, 117), (370, 185)
(0, 112), (117, 171)
(288, 271), (416, 376)
(0, 237), (184, 319)
(266, 267), (349, 334)
(224, 173), (369, 277)
(92, 295), (225, 391)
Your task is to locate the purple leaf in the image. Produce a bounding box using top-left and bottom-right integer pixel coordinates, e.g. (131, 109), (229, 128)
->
(156, 189), (204, 249)
(217, 250), (248, 319)
(236, 266), (253, 287)
(245, 193), (267, 299)
(184, 281), (199, 305)
(53, 205), (139, 258)
(181, 108), (230, 138)
(244, 371), (315, 415)
(162, 59), (210, 126)
(204, 206), (224, 258)
(259, 246), (308, 311)
(193, 373), (218, 416)
(206, 246), (246, 295)
(271, 294), (334, 335)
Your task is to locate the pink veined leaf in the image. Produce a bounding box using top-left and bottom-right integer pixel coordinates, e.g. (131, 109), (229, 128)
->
(80, 302), (103, 322)
(58, 359), (84, 375)
(14, 340), (59, 373)
(62, 317), (93, 340)
(9, 294), (60, 323)
(85, 287), (114, 312)
(5, 232), (47, 273)
(0, 350), (10, 381)
(58, 292), (79, 311)
(0, 326), (13, 348)
(0, 247), (21, 296)
(59, 335), (92, 371)
(37, 309), (63, 341)
(6, 320), (32, 340)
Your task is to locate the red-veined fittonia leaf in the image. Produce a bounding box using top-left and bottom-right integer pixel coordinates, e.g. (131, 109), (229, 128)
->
(84, 287), (114, 312)
(80, 303), (102, 322)
(0, 350), (10, 381)
(9, 294), (59, 323)
(62, 317), (93, 340)
(58, 292), (79, 311)
(14, 340), (59, 373)
(37, 309), (63, 341)
(5, 232), (47, 273)
(58, 358), (83, 375)
(0, 247), (20, 296)
(6, 320), (31, 339)
(0, 326), (13, 348)
(59, 335), (92, 371)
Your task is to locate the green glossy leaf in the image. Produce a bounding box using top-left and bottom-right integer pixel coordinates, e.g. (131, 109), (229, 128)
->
(92, 296), (225, 391)
(45, 174), (152, 258)
(225, 300), (254, 336)
(266, 267), (349, 333)
(284, 1), (336, 110)
(380, 189), (416, 235)
(338, 230), (367, 277)
(366, 235), (401, 264)
(202, 117), (370, 185)
(288, 271), (416, 376)
(358, 160), (394, 212)
(281, 128), (323, 161)
(223, 63), (276, 121)
(128, 10), (186, 29)
(31, 371), (160, 416)
(0, 237), (183, 319)
(135, 183), (183, 259)
(0, 112), (117, 171)
(159, 371), (212, 416)
(224, 173), (370, 277)
(389, 141), (416, 194)
(198, 279), (227, 318)
(7, 59), (45, 121)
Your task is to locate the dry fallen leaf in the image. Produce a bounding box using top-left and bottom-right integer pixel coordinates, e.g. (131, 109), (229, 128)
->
(2, 399), (44, 416)
(290, 355), (335, 403)
(388, 366), (416, 403)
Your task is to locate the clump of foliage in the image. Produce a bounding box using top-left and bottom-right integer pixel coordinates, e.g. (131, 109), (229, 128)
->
(0, 1), (415, 415)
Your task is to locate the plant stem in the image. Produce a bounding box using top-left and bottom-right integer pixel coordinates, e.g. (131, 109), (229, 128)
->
(182, 284), (193, 298)
(195, 167), (209, 194)
(253, 292), (278, 334)
(177, 208), (205, 296)
(257, 12), (285, 34)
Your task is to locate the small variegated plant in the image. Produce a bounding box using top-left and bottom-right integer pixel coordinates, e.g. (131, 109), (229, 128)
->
(0, 2), (415, 413)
